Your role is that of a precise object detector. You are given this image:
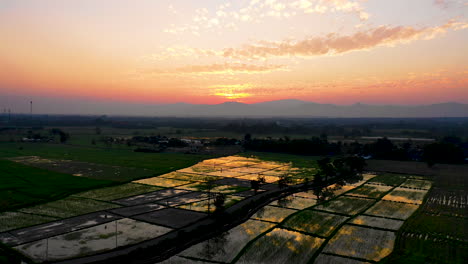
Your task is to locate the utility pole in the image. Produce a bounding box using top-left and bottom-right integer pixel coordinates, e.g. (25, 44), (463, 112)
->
(30, 101), (33, 120)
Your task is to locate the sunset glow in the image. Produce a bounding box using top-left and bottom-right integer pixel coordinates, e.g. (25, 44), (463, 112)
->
(1, 0), (467, 110)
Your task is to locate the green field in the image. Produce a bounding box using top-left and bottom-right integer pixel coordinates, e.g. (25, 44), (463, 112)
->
(0, 159), (113, 212)
(0, 142), (211, 173)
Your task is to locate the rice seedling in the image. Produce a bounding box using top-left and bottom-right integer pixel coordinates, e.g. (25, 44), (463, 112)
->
(364, 200), (419, 220)
(282, 210), (349, 237)
(133, 177), (192, 188)
(367, 174), (407, 187)
(178, 220), (275, 263)
(315, 196), (375, 216)
(345, 184), (393, 199)
(14, 218), (171, 262)
(19, 197), (120, 219)
(236, 228), (324, 264)
(269, 196), (317, 210)
(323, 225), (395, 261)
(382, 188), (428, 205)
(314, 254), (372, 264)
(0, 212), (58, 233)
(250, 206), (297, 223)
(400, 179), (432, 190)
(74, 183), (162, 201)
(350, 215), (404, 231)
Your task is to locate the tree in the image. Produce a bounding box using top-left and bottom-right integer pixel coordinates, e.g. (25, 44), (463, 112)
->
(278, 174), (292, 189)
(95, 126), (102, 135)
(312, 174), (324, 200)
(423, 142), (464, 166)
(59, 131), (70, 143)
(250, 180), (261, 194)
(317, 158), (334, 181)
(213, 193), (226, 214)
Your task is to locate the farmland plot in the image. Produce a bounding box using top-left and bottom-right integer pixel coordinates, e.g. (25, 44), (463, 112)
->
(323, 225), (395, 261)
(177, 183), (248, 194)
(423, 188), (467, 217)
(160, 172), (219, 182)
(2, 212), (122, 246)
(315, 196), (375, 216)
(382, 188), (428, 205)
(346, 184), (392, 199)
(236, 228), (324, 264)
(179, 220), (275, 263)
(10, 156), (152, 182)
(367, 174), (407, 187)
(294, 191), (317, 199)
(178, 195), (244, 213)
(350, 215), (404, 231)
(177, 164), (219, 174)
(160, 256), (213, 264)
(133, 177), (192, 188)
(19, 197), (120, 218)
(74, 183), (162, 201)
(133, 208), (207, 228)
(400, 179), (432, 190)
(269, 196), (317, 210)
(282, 210), (349, 237)
(250, 206), (297, 223)
(314, 254), (372, 264)
(113, 189), (189, 206)
(237, 174), (280, 183)
(0, 212), (58, 233)
(155, 192), (208, 207)
(365, 200), (419, 220)
(15, 218), (171, 262)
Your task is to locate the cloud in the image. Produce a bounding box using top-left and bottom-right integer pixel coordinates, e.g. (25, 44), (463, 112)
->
(434, 0), (449, 9)
(174, 63), (286, 74)
(164, 0), (369, 35)
(222, 20), (468, 59)
(144, 63), (286, 75)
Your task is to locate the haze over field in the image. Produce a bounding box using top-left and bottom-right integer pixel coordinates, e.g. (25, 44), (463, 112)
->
(1, 0), (467, 114)
(2, 96), (468, 117)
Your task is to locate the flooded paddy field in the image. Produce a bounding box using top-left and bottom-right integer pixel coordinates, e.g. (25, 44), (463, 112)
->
(164, 170), (432, 264)
(1, 153), (449, 263)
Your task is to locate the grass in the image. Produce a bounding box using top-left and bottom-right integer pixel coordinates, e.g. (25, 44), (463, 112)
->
(282, 210), (349, 237)
(0, 159), (113, 212)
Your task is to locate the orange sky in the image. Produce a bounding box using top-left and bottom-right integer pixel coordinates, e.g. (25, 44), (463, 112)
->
(0, 0), (467, 109)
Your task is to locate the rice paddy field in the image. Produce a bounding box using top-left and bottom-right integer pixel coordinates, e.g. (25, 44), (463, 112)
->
(0, 154), (318, 262)
(162, 169), (438, 264)
(2, 151), (466, 264)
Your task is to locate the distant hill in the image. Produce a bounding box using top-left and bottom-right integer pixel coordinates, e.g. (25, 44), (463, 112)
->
(151, 101), (468, 118)
(2, 95), (467, 117)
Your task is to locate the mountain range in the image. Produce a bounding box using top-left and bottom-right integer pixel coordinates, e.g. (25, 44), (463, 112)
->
(150, 100), (468, 118)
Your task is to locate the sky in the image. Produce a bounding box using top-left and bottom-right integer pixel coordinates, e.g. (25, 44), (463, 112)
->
(0, 0), (467, 113)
